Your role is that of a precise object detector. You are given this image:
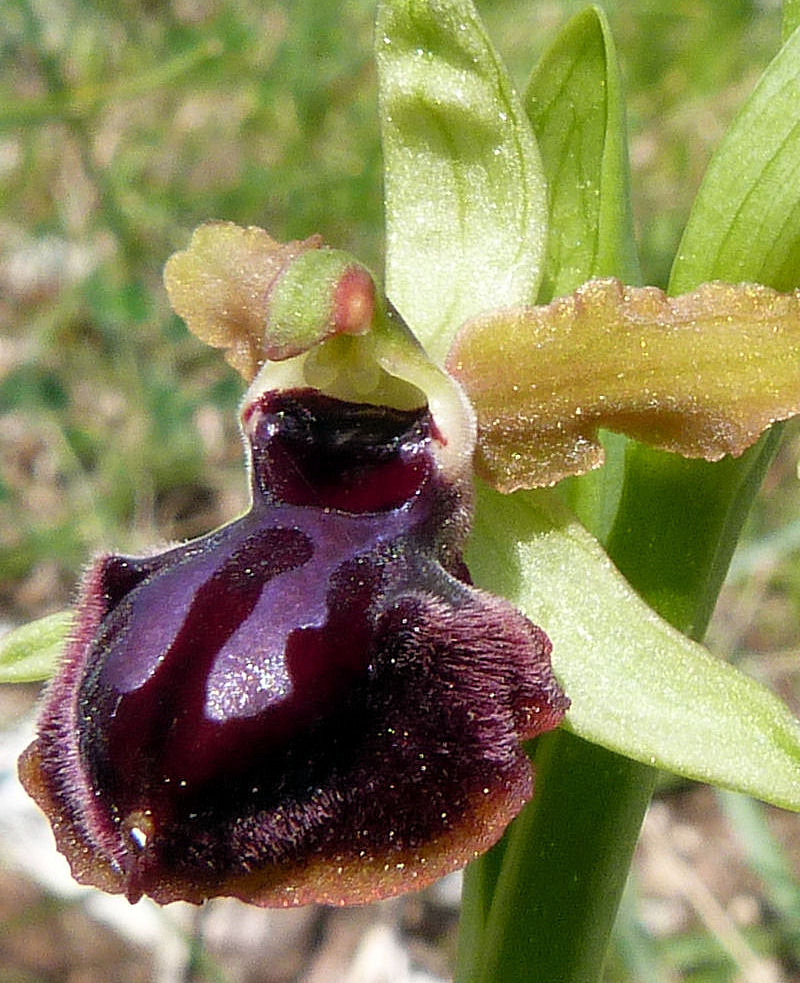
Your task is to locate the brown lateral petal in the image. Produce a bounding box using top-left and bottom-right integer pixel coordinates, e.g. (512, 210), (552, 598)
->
(447, 278), (800, 490)
(164, 222), (323, 378)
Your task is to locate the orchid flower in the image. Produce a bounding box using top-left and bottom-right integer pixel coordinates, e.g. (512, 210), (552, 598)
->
(4, 3), (800, 981)
(17, 226), (568, 906)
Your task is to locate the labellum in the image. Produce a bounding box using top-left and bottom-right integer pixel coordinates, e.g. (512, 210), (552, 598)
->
(19, 224), (568, 907)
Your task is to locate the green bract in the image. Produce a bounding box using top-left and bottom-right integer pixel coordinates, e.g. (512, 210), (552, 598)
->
(376, 0), (548, 363)
(524, 6), (640, 300)
(0, 612), (73, 684)
(468, 485), (800, 811)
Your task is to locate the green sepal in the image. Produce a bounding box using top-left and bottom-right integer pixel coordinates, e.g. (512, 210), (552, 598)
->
(0, 611), (73, 684)
(467, 483), (800, 812)
(376, 0), (548, 364)
(525, 5), (640, 301)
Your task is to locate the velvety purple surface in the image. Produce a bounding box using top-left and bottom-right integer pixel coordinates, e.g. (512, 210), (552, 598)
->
(24, 389), (568, 905)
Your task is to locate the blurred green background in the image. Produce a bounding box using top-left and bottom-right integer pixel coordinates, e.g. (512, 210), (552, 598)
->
(3, 1), (800, 981)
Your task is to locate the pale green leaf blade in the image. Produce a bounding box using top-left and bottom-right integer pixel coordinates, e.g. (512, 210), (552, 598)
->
(672, 25), (800, 294)
(376, 0), (548, 363)
(466, 483), (800, 811)
(0, 611), (72, 684)
(783, 4), (800, 43)
(524, 5), (640, 300)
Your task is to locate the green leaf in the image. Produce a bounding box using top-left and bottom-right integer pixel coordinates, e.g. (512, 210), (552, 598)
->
(783, 3), (800, 43)
(524, 5), (640, 301)
(672, 24), (800, 294)
(0, 611), (72, 684)
(466, 483), (800, 811)
(376, 0), (548, 364)
(604, 21), (800, 640)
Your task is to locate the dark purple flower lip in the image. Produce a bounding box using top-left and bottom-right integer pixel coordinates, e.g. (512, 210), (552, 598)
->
(20, 384), (568, 907)
(19, 231), (568, 907)
(242, 389), (435, 511)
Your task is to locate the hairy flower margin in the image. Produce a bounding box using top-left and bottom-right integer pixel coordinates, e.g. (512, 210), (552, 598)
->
(18, 227), (569, 907)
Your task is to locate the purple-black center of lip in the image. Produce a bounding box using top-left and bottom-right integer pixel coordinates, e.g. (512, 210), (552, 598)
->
(245, 390), (433, 511)
(77, 391), (439, 842)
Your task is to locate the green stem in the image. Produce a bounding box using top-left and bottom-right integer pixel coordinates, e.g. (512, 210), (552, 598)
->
(473, 734), (656, 983)
(455, 838), (508, 982)
(605, 432), (783, 639)
(458, 428), (782, 983)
